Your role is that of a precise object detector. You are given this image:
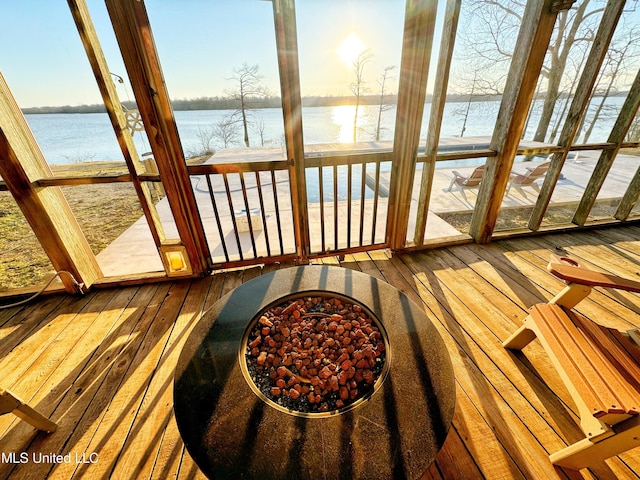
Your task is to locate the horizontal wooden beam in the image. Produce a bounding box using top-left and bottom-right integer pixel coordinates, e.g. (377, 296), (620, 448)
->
(36, 174), (132, 187)
(188, 160), (289, 175)
(304, 152), (394, 168)
(426, 149), (498, 163)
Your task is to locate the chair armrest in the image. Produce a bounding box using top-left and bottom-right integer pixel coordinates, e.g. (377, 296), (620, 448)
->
(547, 255), (640, 293)
(451, 170), (463, 179)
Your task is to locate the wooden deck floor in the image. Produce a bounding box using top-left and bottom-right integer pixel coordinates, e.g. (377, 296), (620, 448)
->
(1, 225), (640, 479)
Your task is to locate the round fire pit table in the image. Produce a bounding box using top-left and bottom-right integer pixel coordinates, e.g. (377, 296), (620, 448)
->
(174, 266), (455, 479)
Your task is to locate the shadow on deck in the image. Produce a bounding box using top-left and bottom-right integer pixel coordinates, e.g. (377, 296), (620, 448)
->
(1, 224), (639, 478)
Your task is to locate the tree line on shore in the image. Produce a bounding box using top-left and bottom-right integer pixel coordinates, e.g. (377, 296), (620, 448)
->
(21, 90), (627, 116)
(19, 92), (512, 115)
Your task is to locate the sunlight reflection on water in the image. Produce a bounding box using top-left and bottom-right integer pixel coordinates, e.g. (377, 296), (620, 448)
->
(332, 105), (356, 143)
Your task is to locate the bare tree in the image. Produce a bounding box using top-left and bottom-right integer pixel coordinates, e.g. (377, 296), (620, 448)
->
(213, 116), (240, 149)
(458, 70), (480, 137)
(533, 0), (603, 142)
(349, 49), (373, 142)
(579, 25), (640, 143)
(374, 65), (396, 141)
(626, 112), (640, 142)
(547, 47), (590, 143)
(226, 63), (267, 147)
(452, 67), (501, 137)
(188, 126), (217, 157)
(456, 0), (610, 143)
(252, 115), (270, 147)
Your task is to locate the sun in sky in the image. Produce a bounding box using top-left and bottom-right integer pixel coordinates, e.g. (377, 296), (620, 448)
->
(336, 32), (366, 67)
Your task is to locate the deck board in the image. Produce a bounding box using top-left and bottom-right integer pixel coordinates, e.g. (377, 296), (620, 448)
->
(1, 226), (640, 479)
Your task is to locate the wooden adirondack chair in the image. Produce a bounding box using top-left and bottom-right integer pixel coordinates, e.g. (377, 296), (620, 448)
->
(447, 165), (485, 201)
(503, 255), (640, 470)
(0, 388), (57, 432)
(507, 161), (550, 198)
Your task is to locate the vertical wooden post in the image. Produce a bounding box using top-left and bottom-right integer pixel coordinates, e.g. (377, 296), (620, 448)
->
(528, 0), (625, 231)
(272, 0), (310, 261)
(0, 73), (101, 292)
(573, 68), (640, 225)
(414, 0), (461, 246)
(387, 0), (438, 250)
(468, 0), (563, 243)
(104, 0), (211, 274)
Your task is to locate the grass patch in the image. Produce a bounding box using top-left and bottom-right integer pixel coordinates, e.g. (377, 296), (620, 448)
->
(0, 184), (142, 291)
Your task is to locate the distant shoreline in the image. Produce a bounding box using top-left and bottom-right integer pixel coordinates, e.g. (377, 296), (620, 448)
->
(21, 90), (628, 115)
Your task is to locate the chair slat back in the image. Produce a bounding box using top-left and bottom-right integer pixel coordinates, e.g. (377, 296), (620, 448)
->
(463, 165), (485, 186)
(526, 161), (550, 178)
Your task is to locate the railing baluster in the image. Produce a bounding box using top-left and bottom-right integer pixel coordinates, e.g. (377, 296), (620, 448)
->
(271, 170), (285, 255)
(223, 173), (243, 261)
(255, 171), (271, 257)
(206, 174), (230, 263)
(359, 162), (366, 246)
(318, 166), (326, 253)
(371, 162), (381, 245)
(239, 172), (257, 258)
(333, 165), (338, 251)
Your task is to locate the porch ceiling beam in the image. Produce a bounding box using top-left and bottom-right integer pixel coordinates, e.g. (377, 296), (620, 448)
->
(573, 67), (640, 225)
(104, 0), (211, 275)
(528, 0), (626, 231)
(469, 0), (565, 243)
(0, 73), (101, 292)
(387, 0), (438, 250)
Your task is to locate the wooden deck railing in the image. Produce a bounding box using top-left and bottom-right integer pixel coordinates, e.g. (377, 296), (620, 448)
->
(5, 138), (636, 277)
(186, 151), (393, 268)
(304, 151), (392, 256)
(188, 160), (297, 267)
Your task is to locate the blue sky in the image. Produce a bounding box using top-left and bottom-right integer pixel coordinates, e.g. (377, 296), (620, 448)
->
(0, 0), (411, 108)
(2, 1), (640, 109)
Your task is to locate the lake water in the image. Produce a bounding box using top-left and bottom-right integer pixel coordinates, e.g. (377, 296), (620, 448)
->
(23, 97), (624, 165)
